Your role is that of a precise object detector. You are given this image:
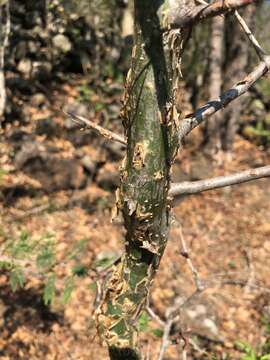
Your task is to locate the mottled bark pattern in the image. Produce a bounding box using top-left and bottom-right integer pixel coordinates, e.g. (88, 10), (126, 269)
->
(95, 1), (185, 359)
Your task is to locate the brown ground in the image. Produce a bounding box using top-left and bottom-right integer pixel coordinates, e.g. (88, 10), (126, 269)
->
(0, 79), (270, 360)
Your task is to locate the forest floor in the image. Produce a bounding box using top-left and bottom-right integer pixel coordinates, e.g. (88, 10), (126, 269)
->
(0, 76), (270, 360)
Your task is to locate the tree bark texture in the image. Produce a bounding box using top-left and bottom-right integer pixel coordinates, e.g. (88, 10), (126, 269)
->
(94, 0), (190, 359)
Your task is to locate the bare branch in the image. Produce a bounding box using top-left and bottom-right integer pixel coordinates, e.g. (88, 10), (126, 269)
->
(170, 165), (270, 196)
(179, 57), (270, 140)
(176, 221), (204, 291)
(234, 10), (267, 61)
(243, 249), (256, 293)
(158, 318), (174, 360)
(63, 110), (127, 146)
(170, 0), (258, 28)
(146, 306), (165, 327)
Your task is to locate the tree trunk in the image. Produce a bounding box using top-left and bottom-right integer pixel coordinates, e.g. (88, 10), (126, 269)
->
(205, 15), (224, 153)
(0, 2), (7, 120)
(222, 6), (255, 151)
(0, 0), (10, 122)
(94, 1), (189, 359)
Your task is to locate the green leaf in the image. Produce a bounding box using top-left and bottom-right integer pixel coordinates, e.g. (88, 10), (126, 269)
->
(0, 260), (13, 271)
(9, 230), (32, 258)
(9, 268), (25, 292)
(138, 312), (150, 332)
(94, 102), (104, 112)
(236, 340), (256, 360)
(261, 355), (270, 360)
(61, 277), (75, 304)
(36, 244), (55, 269)
(43, 274), (56, 305)
(71, 263), (87, 277)
(152, 328), (163, 338)
(20, 230), (29, 242)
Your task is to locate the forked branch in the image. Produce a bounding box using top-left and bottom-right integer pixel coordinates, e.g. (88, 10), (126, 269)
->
(170, 0), (258, 28)
(170, 165), (270, 196)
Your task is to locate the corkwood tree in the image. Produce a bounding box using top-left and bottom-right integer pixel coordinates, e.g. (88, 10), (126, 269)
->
(67, 1), (270, 359)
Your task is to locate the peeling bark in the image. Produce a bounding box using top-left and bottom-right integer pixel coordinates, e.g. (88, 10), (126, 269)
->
(94, 1), (188, 359)
(93, 1), (266, 359)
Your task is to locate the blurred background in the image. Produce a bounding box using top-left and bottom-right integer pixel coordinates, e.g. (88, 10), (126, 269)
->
(0, 0), (270, 359)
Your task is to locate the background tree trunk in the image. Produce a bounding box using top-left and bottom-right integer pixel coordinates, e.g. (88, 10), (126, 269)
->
(205, 15), (224, 153)
(0, 0), (10, 121)
(222, 6), (255, 151)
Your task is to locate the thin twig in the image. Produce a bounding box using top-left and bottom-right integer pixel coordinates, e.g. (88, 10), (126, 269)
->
(243, 249), (256, 293)
(170, 165), (270, 197)
(158, 318), (174, 360)
(196, 0), (266, 61)
(177, 223), (204, 291)
(145, 342), (151, 360)
(62, 110), (127, 146)
(157, 221), (205, 360)
(233, 10), (267, 61)
(218, 279), (270, 293)
(146, 306), (165, 327)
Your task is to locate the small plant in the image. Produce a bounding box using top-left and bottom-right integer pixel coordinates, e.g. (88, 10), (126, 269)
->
(236, 341), (270, 360)
(0, 231), (89, 305)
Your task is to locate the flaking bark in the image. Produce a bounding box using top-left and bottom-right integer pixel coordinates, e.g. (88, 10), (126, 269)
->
(95, 1), (185, 359)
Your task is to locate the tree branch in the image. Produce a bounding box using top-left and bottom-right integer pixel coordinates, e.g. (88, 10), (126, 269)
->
(63, 110), (127, 146)
(170, 165), (270, 196)
(170, 0), (258, 28)
(178, 56), (270, 141)
(233, 9), (266, 61)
